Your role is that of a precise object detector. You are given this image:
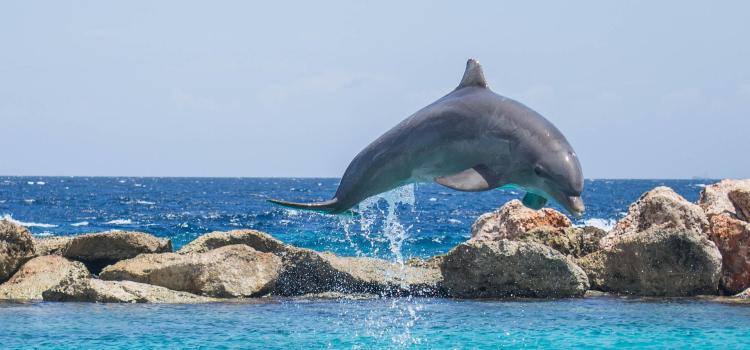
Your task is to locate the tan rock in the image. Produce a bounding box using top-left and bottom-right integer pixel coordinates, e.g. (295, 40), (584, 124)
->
(440, 240), (589, 298)
(34, 231), (172, 273)
(735, 287), (750, 300)
(0, 219), (35, 282)
(0, 255), (90, 300)
(470, 200), (572, 242)
(100, 245), (282, 298)
(178, 229), (287, 254)
(43, 278), (214, 303)
(274, 247), (443, 297)
(728, 189), (750, 222)
(698, 179), (750, 217)
(517, 226), (606, 259)
(708, 214), (750, 293)
(600, 187), (709, 249)
(578, 229), (721, 296)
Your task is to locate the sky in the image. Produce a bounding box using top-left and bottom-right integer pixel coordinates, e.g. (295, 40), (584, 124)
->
(1, 1), (748, 179)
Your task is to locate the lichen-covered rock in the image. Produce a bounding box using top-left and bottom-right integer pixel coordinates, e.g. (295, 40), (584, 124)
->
(440, 240), (589, 298)
(178, 229), (287, 254)
(43, 278), (214, 303)
(600, 187), (709, 249)
(470, 200), (572, 242)
(578, 229), (721, 296)
(728, 189), (750, 222)
(274, 247), (443, 297)
(406, 255), (446, 269)
(34, 231), (172, 273)
(0, 255), (90, 300)
(99, 245), (282, 298)
(516, 226), (607, 259)
(0, 219), (35, 283)
(707, 214), (750, 293)
(698, 179), (750, 218)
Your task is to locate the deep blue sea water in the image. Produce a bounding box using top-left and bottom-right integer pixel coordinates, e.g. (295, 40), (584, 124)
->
(3, 177), (750, 349)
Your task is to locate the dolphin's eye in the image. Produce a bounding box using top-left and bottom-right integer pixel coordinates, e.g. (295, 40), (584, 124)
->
(534, 164), (547, 178)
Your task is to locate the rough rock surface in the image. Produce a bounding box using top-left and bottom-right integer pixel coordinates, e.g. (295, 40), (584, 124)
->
(728, 189), (750, 222)
(178, 229), (287, 254)
(275, 247), (443, 296)
(43, 278), (214, 303)
(516, 226), (607, 259)
(99, 245), (282, 298)
(440, 240), (589, 298)
(0, 255), (90, 300)
(707, 214), (750, 293)
(735, 287), (750, 300)
(0, 219), (36, 282)
(470, 200), (572, 242)
(578, 187), (721, 296)
(34, 231), (172, 273)
(600, 187), (709, 249)
(698, 179), (750, 217)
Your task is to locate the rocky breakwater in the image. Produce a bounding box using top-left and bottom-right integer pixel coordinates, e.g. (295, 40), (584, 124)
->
(697, 179), (750, 294)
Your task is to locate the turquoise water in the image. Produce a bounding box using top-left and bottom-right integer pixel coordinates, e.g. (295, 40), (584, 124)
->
(2, 297), (749, 349)
(2, 177), (746, 348)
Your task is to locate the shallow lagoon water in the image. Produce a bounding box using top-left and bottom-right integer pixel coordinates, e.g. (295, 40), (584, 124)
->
(2, 177), (748, 348)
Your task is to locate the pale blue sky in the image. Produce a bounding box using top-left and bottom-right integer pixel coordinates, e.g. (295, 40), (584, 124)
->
(1, 1), (748, 178)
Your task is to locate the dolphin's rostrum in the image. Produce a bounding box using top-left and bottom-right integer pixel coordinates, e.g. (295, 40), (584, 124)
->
(269, 59), (585, 216)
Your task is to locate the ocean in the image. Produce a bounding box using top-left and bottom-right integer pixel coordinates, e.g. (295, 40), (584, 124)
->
(1, 177), (749, 349)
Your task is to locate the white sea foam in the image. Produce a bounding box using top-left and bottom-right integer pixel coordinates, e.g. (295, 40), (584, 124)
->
(34, 231), (54, 237)
(36, 181), (45, 185)
(105, 219), (133, 225)
(127, 200), (155, 205)
(23, 199), (34, 204)
(428, 197), (437, 202)
(27, 181), (34, 185)
(71, 221), (89, 227)
(448, 219), (462, 224)
(1, 214), (58, 228)
(580, 218), (617, 231)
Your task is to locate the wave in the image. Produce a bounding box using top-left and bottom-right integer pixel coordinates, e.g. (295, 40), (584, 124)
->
(580, 218), (616, 231)
(1, 214), (58, 228)
(126, 200), (156, 205)
(71, 221), (89, 227)
(105, 219), (133, 225)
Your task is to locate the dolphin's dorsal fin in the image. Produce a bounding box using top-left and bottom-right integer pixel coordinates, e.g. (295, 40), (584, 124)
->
(457, 59), (488, 89)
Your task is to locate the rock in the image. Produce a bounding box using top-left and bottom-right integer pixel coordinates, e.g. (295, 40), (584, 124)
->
(698, 179), (750, 218)
(0, 219), (36, 283)
(296, 292), (379, 301)
(470, 200), (572, 242)
(707, 214), (750, 293)
(440, 240), (589, 298)
(99, 245), (282, 298)
(516, 226), (607, 259)
(178, 229), (287, 254)
(735, 287), (750, 300)
(43, 278), (214, 303)
(728, 189), (750, 222)
(34, 231), (172, 273)
(274, 247), (443, 297)
(405, 255), (446, 269)
(600, 187), (709, 249)
(578, 229), (721, 296)
(0, 256), (90, 300)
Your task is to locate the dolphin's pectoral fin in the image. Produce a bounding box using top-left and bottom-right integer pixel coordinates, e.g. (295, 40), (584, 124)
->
(435, 165), (496, 192)
(522, 192), (548, 210)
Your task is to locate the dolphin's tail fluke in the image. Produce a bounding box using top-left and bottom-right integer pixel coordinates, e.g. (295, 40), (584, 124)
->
(267, 197), (343, 214)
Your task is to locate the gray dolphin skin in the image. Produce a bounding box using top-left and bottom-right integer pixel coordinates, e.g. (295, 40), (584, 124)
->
(269, 59), (585, 216)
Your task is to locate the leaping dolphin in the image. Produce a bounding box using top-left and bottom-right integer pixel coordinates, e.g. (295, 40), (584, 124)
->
(269, 59), (585, 216)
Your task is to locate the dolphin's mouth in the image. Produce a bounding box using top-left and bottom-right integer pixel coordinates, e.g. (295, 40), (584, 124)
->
(562, 196), (585, 217)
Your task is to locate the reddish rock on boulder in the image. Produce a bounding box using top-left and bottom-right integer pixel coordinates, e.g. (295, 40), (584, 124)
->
(470, 200), (572, 242)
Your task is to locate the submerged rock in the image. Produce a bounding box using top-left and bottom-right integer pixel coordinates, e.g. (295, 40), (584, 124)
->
(43, 278), (214, 303)
(470, 200), (572, 242)
(698, 179), (750, 218)
(99, 245), (282, 298)
(579, 187), (721, 296)
(0, 219), (36, 283)
(706, 213), (750, 293)
(35, 231), (172, 273)
(178, 229), (287, 255)
(440, 240), (589, 298)
(516, 226), (606, 259)
(0, 255), (90, 300)
(275, 247), (443, 297)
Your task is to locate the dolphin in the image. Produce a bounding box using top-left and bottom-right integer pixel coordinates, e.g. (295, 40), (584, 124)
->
(269, 59), (585, 216)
